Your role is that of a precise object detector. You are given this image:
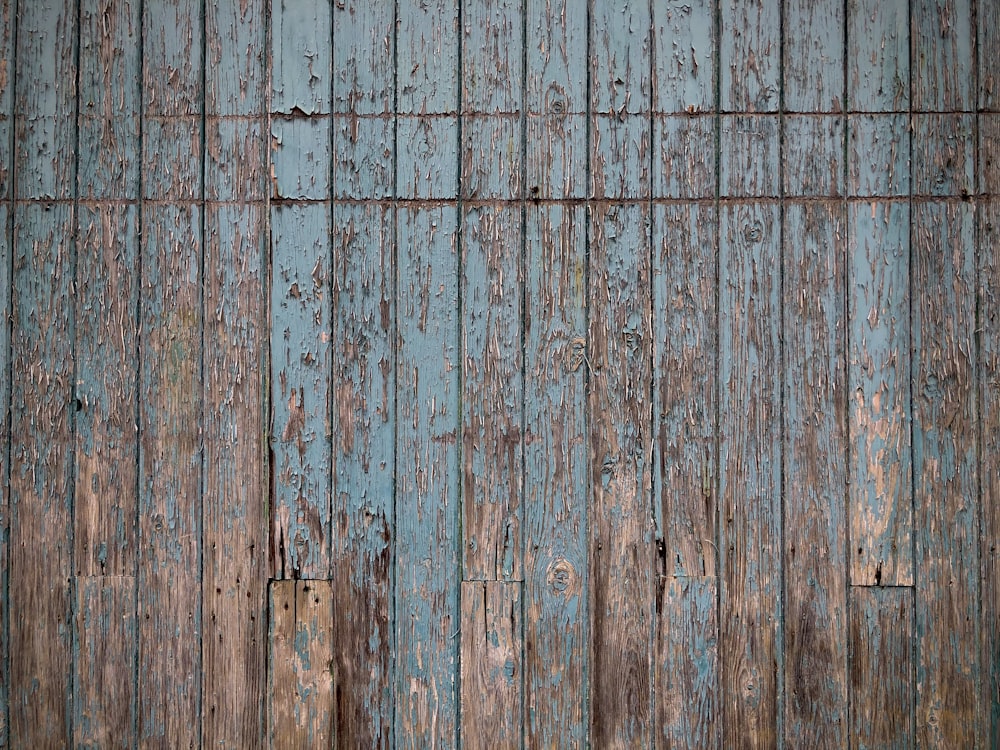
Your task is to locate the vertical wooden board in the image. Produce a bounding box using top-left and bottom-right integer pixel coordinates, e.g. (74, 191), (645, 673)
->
(0, 202), (9, 749)
(141, 117), (203, 201)
(463, 0), (523, 114)
(395, 207), (460, 749)
(653, 115), (717, 199)
(912, 114), (974, 197)
(525, 114), (587, 199)
(271, 0), (330, 115)
(462, 206), (522, 581)
(782, 203), (848, 748)
(658, 578), (719, 749)
(591, 0), (650, 114)
(848, 201), (912, 586)
(332, 116), (394, 200)
(846, 115), (910, 197)
(77, 0), (141, 200)
(652, 0), (716, 114)
(201, 204), (267, 748)
(395, 116), (458, 199)
(332, 0), (393, 115)
(206, 118), (267, 202)
(591, 116), (651, 199)
(461, 116), (522, 200)
(719, 115), (779, 197)
(911, 201), (979, 747)
(982, 115), (1000, 196)
(142, 0), (203, 117)
(270, 117), (332, 201)
(911, 0), (973, 112)
(783, 0), (844, 113)
(268, 580), (335, 749)
(782, 115), (844, 198)
(718, 203), (782, 750)
(653, 204), (716, 578)
(523, 204), (588, 748)
(847, 0), (908, 112)
(0, 0), (13, 201)
(982, 1), (1000, 110)
(9, 203), (75, 747)
(270, 204), (331, 580)
(719, 0), (779, 112)
(74, 576), (138, 749)
(396, 0), (459, 115)
(205, 0), (266, 117)
(849, 587), (914, 748)
(460, 581), (523, 749)
(588, 203), (653, 748)
(73, 204), (139, 576)
(330, 204), (395, 748)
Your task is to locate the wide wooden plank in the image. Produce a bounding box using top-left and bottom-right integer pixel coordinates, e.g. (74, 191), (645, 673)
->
(271, 0), (329, 115)
(270, 204), (331, 579)
(653, 204), (716, 577)
(847, 0), (908, 112)
(9, 204), (75, 747)
(848, 201), (912, 586)
(719, 203), (782, 750)
(783, 0), (843, 113)
(461, 207), (522, 582)
(658, 578), (719, 749)
(74, 576), (137, 749)
(330, 204), (395, 747)
(846, 114), (910, 197)
(589, 203), (654, 748)
(911, 0), (973, 112)
(719, 115), (779, 197)
(652, 0), (715, 114)
(460, 580), (522, 749)
(719, 0), (779, 112)
(523, 204), (588, 747)
(912, 201), (980, 746)
(268, 580), (336, 748)
(782, 202), (848, 748)
(849, 587), (914, 748)
(395, 207), (460, 749)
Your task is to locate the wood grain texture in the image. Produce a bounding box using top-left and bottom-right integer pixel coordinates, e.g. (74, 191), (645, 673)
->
(911, 201), (980, 747)
(74, 576), (137, 749)
(652, 0), (715, 114)
(462, 0), (522, 115)
(848, 201), (912, 586)
(911, 113), (974, 197)
(981, 1), (1000, 111)
(849, 587), (914, 748)
(332, 0), (393, 116)
(653, 204), (716, 578)
(847, 0), (908, 112)
(783, 0), (844, 113)
(523, 204), (588, 748)
(330, 204), (395, 748)
(0, 7), (11, 743)
(271, 0), (329, 116)
(720, 0), (779, 113)
(461, 207), (522, 582)
(653, 115), (716, 199)
(782, 115), (844, 197)
(719, 115), (779, 197)
(395, 207), (460, 749)
(396, 0), (458, 115)
(268, 580), (336, 749)
(460, 580), (522, 749)
(847, 115), (910, 197)
(782, 202), (848, 748)
(588, 203), (653, 748)
(911, 0), (973, 112)
(719, 203), (782, 750)
(0, 0), (12, 201)
(658, 578), (719, 749)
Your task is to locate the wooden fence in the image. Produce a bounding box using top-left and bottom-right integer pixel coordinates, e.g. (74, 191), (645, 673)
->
(0, 0), (997, 747)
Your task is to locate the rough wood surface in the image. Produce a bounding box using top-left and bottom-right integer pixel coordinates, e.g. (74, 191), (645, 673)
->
(783, 0), (843, 113)
(911, 0), (973, 112)
(720, 0), (779, 112)
(652, 0), (715, 114)
(847, 0), (908, 112)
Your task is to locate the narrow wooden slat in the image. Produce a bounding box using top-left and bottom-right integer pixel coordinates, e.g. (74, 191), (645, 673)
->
(0, 200), (9, 749)
(847, 0), (908, 112)
(396, 0), (458, 116)
(270, 204), (331, 579)
(74, 576), (137, 749)
(912, 201), (980, 746)
(271, 0), (329, 116)
(462, 0), (522, 115)
(782, 116), (844, 198)
(461, 207), (522, 581)
(460, 580), (522, 749)
(719, 203), (782, 750)
(652, 0), (715, 114)
(658, 578), (719, 749)
(846, 115), (910, 197)
(330, 204), (395, 747)
(982, 1), (1000, 111)
(268, 580), (335, 749)
(782, 202), (848, 748)
(719, 115), (779, 198)
(719, 0), (779, 113)
(849, 587), (914, 748)
(523, 204), (588, 747)
(0, 0), (13, 200)
(332, 0), (393, 116)
(911, 0), (973, 112)
(653, 116), (717, 199)
(653, 204), (716, 577)
(911, 114), (974, 197)
(783, 0), (844, 113)
(589, 203), (653, 748)
(395, 207), (460, 748)
(848, 201), (911, 586)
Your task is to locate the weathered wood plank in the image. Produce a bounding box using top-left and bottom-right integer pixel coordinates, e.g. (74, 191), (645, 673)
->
(463, 0), (522, 115)
(73, 204), (139, 576)
(268, 580), (336, 749)
(719, 0), (779, 112)
(396, 0), (458, 115)
(270, 117), (331, 201)
(395, 207), (460, 749)
(782, 116), (844, 197)
(523, 204), (588, 748)
(459, 580), (522, 749)
(270, 204), (331, 580)
(462, 116), (522, 200)
(982, 115), (1000, 196)
(847, 114), (910, 197)
(0, 0), (13, 201)
(783, 0), (844, 113)
(653, 115), (716, 199)
(653, 204), (716, 578)
(0, 200), (9, 749)
(912, 201), (980, 746)
(74, 576), (137, 749)
(847, 0), (908, 112)
(589, 203), (653, 748)
(137, 204), (203, 749)
(719, 203), (782, 750)
(142, 0), (202, 117)
(911, 0), (973, 112)
(271, 0), (330, 116)
(849, 587), (914, 748)
(982, 1), (1000, 111)
(9, 203), (75, 747)
(396, 116), (459, 200)
(782, 202), (848, 748)
(461, 207), (522, 581)
(911, 114), (974, 197)
(330, 204), (395, 748)
(848, 201), (912, 586)
(658, 578), (719, 749)
(652, 0), (715, 114)
(332, 0), (393, 116)
(719, 115), (779, 197)
(332, 116), (393, 200)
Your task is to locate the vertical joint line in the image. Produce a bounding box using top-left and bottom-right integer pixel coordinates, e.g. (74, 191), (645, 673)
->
(390, 0), (399, 745)
(197, 0), (208, 739)
(776, 1), (786, 747)
(906, 0), (918, 736)
(582, 0), (593, 741)
(517, 2), (528, 738)
(326, 0), (335, 583)
(455, 0), (465, 743)
(712, 0), (723, 743)
(841, 0), (852, 741)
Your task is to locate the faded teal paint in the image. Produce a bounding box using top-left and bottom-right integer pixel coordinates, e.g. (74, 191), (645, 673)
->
(848, 0), (908, 112)
(720, 0), (779, 112)
(783, 0), (844, 113)
(271, 0), (330, 116)
(652, 0), (715, 114)
(912, 0), (974, 112)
